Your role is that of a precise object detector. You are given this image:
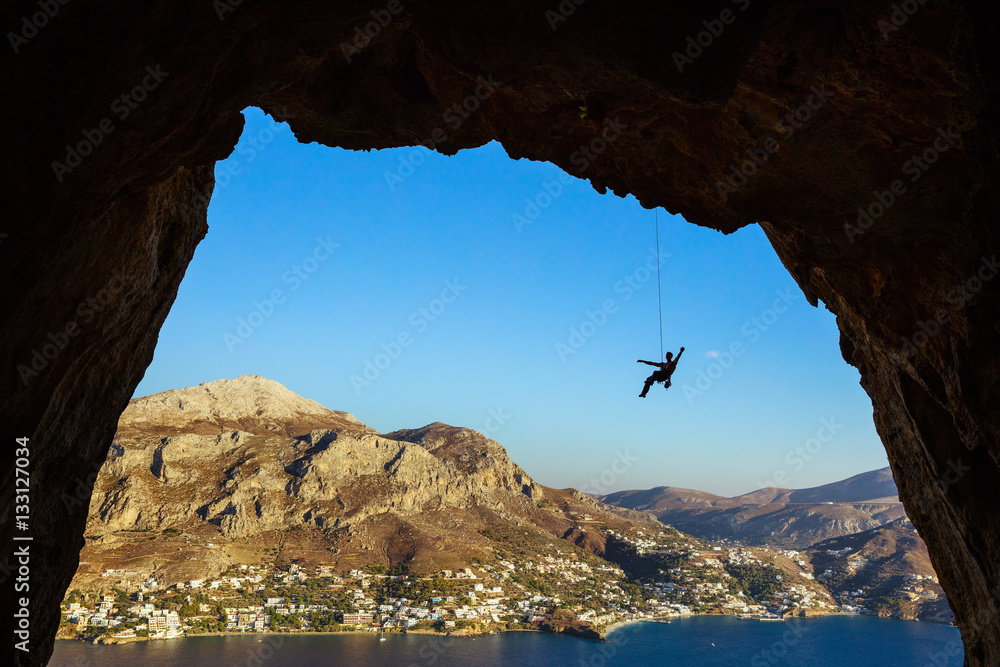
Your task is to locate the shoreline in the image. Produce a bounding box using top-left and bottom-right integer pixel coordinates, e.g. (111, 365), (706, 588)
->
(600, 609), (955, 638)
(62, 624), (529, 645)
(62, 610), (955, 646)
(601, 617), (649, 637)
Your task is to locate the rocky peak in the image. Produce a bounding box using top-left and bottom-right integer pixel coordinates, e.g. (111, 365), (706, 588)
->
(92, 378), (545, 543)
(386, 422), (509, 475)
(121, 375), (369, 437)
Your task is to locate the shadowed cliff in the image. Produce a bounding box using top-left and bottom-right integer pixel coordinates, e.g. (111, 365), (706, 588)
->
(1, 1), (997, 664)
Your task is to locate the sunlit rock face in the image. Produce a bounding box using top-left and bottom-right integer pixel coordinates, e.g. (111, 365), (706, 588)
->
(95, 378), (544, 540)
(0, 1), (996, 664)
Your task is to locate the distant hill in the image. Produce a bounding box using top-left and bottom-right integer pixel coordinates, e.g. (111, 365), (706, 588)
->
(781, 468), (899, 504)
(807, 518), (953, 623)
(599, 469), (906, 548)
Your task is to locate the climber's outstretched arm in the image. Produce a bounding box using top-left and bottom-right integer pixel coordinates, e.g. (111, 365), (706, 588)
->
(636, 359), (659, 366)
(673, 347), (685, 362)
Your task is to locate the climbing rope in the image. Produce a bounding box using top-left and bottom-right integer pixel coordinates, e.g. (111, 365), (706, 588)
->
(655, 209), (664, 361)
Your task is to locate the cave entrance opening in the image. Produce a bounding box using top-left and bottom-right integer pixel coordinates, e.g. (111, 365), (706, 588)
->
(135, 105), (890, 502)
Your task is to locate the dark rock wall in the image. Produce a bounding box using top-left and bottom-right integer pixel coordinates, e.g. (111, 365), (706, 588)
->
(1, 1), (996, 664)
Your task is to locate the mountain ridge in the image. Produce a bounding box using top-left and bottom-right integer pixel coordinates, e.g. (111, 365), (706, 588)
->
(604, 467), (900, 507)
(600, 468), (905, 548)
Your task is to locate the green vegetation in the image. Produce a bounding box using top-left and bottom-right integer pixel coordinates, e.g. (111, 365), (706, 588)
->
(309, 611), (345, 632)
(368, 576), (458, 604)
(725, 563), (783, 600)
(509, 572), (553, 596)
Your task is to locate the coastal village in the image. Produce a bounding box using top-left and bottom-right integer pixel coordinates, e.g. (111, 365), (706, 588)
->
(60, 379), (951, 648)
(60, 525), (938, 644)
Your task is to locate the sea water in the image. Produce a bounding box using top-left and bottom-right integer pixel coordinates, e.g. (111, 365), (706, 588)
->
(48, 615), (963, 666)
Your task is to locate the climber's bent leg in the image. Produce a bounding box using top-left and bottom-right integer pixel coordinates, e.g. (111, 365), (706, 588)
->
(640, 378), (655, 398)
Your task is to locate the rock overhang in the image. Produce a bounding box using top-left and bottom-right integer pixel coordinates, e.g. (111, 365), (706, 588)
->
(1, 1), (997, 664)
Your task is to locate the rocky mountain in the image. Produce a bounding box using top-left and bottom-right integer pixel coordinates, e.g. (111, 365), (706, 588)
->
(72, 376), (657, 590)
(599, 469), (906, 548)
(121, 374), (370, 437)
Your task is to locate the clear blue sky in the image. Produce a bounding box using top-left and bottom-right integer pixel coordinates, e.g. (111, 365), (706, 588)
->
(134, 108), (889, 496)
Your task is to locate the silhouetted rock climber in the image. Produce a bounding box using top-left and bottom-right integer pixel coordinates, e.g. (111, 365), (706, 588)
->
(637, 347), (685, 397)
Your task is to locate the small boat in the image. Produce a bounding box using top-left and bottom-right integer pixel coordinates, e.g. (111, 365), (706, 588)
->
(380, 637), (387, 642)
